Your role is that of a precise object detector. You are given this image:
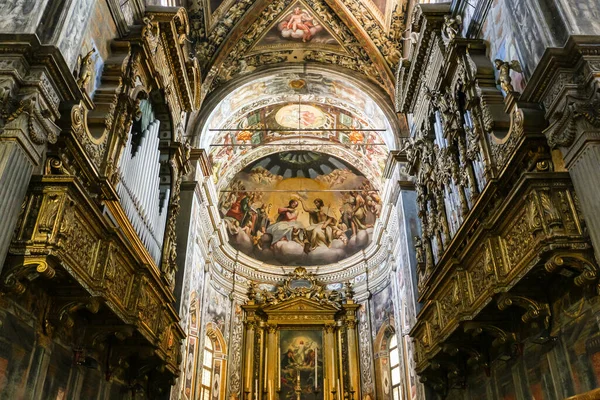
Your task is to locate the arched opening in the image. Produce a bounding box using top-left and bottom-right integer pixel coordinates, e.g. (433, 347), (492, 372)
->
(200, 323), (227, 400)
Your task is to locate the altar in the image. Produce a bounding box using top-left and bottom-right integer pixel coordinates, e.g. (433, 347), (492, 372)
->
(241, 268), (360, 400)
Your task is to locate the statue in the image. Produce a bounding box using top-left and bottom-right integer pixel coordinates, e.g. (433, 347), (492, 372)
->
(414, 236), (424, 264)
(74, 48), (96, 92)
(494, 59), (522, 94)
(441, 15), (462, 44)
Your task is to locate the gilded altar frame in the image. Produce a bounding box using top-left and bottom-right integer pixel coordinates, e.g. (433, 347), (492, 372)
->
(241, 268), (360, 400)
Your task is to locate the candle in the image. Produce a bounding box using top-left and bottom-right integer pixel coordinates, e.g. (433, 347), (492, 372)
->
(314, 347), (318, 389)
(268, 380), (272, 400)
(255, 379), (258, 400)
(264, 347), (268, 391)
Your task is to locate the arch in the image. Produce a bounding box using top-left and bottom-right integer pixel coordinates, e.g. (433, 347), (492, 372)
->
(200, 322), (228, 400)
(373, 320), (404, 400)
(189, 63), (406, 151)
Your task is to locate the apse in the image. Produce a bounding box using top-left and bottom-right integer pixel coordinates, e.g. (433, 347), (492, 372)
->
(219, 151), (382, 265)
(191, 66), (402, 270)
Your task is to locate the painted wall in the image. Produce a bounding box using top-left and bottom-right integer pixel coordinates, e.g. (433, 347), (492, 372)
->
(458, 0), (600, 91)
(0, 298), (135, 400)
(436, 292), (600, 400)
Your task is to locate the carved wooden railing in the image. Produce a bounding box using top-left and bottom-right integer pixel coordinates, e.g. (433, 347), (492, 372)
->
(3, 175), (184, 382)
(399, 4), (599, 393)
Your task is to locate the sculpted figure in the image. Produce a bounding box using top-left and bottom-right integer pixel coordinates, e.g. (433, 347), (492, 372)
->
(75, 48), (96, 91)
(494, 59), (522, 94)
(442, 15), (462, 44)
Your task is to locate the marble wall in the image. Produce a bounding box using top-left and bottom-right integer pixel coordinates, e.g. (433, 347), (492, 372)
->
(0, 0), (50, 34)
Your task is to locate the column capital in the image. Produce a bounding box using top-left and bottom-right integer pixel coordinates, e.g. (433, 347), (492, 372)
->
(266, 323), (278, 334)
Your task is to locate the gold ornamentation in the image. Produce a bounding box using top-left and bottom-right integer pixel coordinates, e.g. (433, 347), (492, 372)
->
(494, 59), (522, 94)
(75, 48), (96, 93)
(497, 294), (550, 328)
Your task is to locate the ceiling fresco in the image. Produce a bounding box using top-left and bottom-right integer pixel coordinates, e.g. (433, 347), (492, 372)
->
(197, 71), (398, 150)
(219, 151), (383, 266)
(186, 0), (411, 100)
(207, 100), (390, 187)
(252, 1), (344, 52)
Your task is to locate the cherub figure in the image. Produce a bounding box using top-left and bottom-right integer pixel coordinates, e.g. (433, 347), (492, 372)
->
(441, 15), (462, 44)
(75, 48), (96, 92)
(494, 59), (522, 94)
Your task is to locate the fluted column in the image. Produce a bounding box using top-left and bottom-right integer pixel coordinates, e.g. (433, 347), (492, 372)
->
(243, 319), (257, 400)
(0, 90), (61, 273)
(323, 323), (336, 400)
(561, 130), (600, 263)
(539, 40), (600, 264)
(266, 324), (277, 400)
(0, 141), (34, 269)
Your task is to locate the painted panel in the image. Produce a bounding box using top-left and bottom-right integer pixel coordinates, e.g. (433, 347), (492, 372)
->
(371, 285), (394, 338)
(254, 2), (339, 48)
(279, 329), (324, 399)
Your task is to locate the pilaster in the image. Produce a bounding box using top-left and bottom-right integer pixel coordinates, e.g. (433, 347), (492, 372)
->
(0, 36), (78, 273)
(528, 36), (600, 262)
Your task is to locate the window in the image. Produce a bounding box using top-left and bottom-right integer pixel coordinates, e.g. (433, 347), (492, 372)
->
(199, 336), (214, 400)
(389, 334), (402, 400)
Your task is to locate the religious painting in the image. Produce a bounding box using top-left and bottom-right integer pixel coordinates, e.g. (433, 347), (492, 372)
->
(206, 285), (230, 336)
(189, 290), (199, 336)
(219, 151), (382, 266)
(201, 72), (393, 151)
(371, 285), (394, 338)
(258, 2), (337, 46)
(275, 104), (327, 129)
(279, 329), (324, 400)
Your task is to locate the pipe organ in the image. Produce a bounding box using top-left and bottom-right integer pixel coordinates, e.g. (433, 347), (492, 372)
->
(117, 99), (170, 265)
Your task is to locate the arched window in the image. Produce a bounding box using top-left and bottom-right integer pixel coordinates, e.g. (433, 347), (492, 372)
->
(199, 335), (214, 400)
(389, 334), (402, 400)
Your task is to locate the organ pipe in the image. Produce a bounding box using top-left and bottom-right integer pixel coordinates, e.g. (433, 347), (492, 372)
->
(117, 103), (170, 266)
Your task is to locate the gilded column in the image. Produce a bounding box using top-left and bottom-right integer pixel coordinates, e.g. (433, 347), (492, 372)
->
(242, 284), (261, 400)
(342, 283), (360, 397)
(266, 324), (277, 400)
(243, 319), (257, 400)
(345, 318), (360, 397)
(324, 323), (336, 400)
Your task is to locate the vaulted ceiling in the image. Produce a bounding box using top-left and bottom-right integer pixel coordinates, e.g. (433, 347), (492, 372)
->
(186, 0), (412, 100)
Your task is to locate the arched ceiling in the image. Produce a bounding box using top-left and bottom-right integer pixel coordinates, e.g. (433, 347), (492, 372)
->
(186, 0), (411, 100)
(191, 66), (403, 190)
(184, 0), (413, 268)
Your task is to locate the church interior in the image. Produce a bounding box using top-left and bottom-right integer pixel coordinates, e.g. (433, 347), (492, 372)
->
(0, 0), (600, 399)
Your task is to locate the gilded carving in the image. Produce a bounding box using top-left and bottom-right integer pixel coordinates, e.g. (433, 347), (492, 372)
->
(74, 48), (96, 93)
(494, 59), (522, 95)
